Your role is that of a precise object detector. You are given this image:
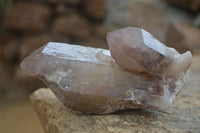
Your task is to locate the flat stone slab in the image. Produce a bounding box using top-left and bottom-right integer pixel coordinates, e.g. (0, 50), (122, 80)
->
(30, 56), (200, 133)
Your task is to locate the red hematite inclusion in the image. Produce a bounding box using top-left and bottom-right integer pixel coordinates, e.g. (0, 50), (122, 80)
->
(21, 27), (192, 114)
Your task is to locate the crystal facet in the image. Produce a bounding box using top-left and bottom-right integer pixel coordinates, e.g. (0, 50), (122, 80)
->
(21, 27), (192, 114)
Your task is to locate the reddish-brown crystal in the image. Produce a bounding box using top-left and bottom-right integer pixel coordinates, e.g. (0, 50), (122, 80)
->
(21, 27), (192, 114)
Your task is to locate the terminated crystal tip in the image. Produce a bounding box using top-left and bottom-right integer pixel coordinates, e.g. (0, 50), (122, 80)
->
(21, 27), (192, 114)
(107, 27), (192, 77)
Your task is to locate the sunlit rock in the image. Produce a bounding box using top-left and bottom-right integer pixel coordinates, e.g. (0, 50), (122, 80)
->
(21, 27), (192, 114)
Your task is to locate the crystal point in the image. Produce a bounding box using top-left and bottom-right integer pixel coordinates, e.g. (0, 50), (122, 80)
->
(21, 27), (192, 114)
(107, 27), (192, 77)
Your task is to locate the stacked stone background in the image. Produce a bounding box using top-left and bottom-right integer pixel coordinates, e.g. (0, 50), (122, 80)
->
(0, 0), (107, 103)
(165, 0), (200, 12)
(0, 0), (200, 104)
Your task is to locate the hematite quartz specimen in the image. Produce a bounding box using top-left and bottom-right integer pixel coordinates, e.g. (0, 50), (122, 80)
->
(21, 27), (192, 114)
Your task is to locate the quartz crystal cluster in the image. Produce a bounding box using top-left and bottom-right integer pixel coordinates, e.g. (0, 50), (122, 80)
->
(21, 27), (192, 114)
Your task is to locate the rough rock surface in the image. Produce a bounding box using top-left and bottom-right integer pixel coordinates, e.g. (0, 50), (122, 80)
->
(30, 56), (200, 133)
(6, 2), (51, 33)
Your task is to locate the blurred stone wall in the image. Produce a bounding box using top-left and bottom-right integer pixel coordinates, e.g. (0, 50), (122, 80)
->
(105, 0), (197, 42)
(164, 0), (200, 12)
(0, 0), (107, 103)
(105, 0), (200, 54)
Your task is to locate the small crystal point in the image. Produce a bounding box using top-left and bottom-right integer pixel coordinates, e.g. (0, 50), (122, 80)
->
(21, 27), (192, 114)
(106, 27), (192, 77)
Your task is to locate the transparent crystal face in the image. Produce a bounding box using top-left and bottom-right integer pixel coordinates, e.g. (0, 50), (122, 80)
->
(42, 43), (156, 100)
